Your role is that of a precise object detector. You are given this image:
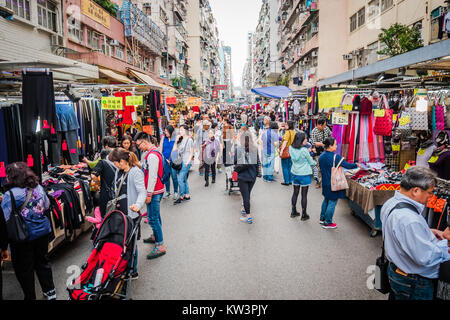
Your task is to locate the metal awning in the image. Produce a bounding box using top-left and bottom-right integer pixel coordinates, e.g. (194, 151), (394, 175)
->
(99, 68), (136, 84)
(318, 38), (450, 87)
(128, 69), (163, 89)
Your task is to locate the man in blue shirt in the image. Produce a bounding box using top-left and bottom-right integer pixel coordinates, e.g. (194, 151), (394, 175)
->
(381, 166), (450, 300)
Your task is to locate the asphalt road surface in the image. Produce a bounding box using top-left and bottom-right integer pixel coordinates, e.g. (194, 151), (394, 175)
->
(2, 166), (385, 300)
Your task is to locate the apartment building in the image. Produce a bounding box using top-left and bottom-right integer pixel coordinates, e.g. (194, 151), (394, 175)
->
(0, 0), (98, 80)
(252, 0), (280, 87)
(186, 0), (221, 100)
(222, 45), (233, 99)
(241, 32), (253, 100)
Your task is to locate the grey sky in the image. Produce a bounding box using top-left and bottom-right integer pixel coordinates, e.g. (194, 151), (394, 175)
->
(209, 0), (261, 88)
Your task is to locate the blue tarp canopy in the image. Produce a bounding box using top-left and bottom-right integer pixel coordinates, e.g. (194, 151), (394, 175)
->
(251, 86), (292, 99)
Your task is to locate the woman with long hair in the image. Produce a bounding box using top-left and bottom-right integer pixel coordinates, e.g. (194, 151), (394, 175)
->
(159, 125), (179, 199)
(318, 137), (361, 229)
(0, 162), (56, 300)
(108, 148), (147, 277)
(289, 132), (316, 220)
(280, 120), (296, 186)
(172, 125), (194, 204)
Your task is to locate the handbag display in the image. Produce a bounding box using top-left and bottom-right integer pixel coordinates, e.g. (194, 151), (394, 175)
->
(7, 189), (32, 242)
(373, 95), (393, 136)
(408, 95), (429, 131)
(330, 154), (349, 191)
(375, 202), (419, 294)
(395, 110), (412, 139)
(435, 103), (445, 130)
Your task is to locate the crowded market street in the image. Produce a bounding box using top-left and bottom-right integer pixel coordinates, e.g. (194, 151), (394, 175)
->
(2, 164), (384, 300)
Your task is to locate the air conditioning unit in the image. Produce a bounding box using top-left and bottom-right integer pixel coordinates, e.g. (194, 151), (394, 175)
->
(143, 2), (151, 7)
(50, 34), (64, 47)
(110, 39), (120, 46)
(311, 26), (318, 34)
(311, 51), (317, 57)
(343, 53), (353, 60)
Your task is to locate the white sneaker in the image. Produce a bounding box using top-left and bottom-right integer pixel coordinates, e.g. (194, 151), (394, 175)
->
(43, 289), (57, 300)
(173, 192), (179, 200)
(163, 192), (170, 198)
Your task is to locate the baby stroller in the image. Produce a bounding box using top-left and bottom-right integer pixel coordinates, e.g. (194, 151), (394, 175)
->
(225, 165), (240, 195)
(67, 210), (141, 300)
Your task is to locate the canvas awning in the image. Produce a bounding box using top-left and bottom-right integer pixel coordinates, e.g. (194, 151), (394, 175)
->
(251, 86), (292, 99)
(99, 68), (136, 84)
(128, 69), (163, 89)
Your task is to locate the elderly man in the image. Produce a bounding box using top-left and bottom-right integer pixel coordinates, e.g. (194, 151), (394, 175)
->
(258, 116), (279, 182)
(381, 166), (450, 300)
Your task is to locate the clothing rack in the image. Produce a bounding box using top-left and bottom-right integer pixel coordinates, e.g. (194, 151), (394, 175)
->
(22, 68), (50, 75)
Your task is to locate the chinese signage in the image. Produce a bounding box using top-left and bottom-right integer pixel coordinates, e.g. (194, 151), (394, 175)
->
(331, 112), (349, 125)
(187, 97), (202, 108)
(212, 90), (218, 99)
(101, 97), (123, 110)
(81, 0), (111, 29)
(165, 96), (177, 105)
(125, 95), (144, 106)
(214, 85), (228, 90)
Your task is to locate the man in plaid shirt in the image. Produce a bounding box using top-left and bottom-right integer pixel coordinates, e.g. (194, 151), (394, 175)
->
(310, 118), (332, 188)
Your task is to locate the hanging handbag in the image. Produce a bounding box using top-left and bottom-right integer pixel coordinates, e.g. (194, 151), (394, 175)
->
(395, 109), (412, 139)
(409, 95), (429, 131)
(106, 171), (129, 215)
(373, 95), (393, 136)
(375, 202), (419, 294)
(280, 130), (293, 159)
(330, 154), (349, 191)
(434, 97), (445, 130)
(7, 189), (33, 242)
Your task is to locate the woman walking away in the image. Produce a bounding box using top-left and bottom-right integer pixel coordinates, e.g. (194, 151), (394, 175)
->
(1, 162), (56, 300)
(159, 125), (179, 199)
(289, 132), (316, 220)
(234, 130), (258, 224)
(319, 137), (361, 229)
(172, 125), (194, 204)
(108, 148), (147, 278)
(280, 121), (296, 186)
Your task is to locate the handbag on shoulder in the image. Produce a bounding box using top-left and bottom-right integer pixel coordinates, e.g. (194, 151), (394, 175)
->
(7, 189), (32, 242)
(330, 154), (349, 191)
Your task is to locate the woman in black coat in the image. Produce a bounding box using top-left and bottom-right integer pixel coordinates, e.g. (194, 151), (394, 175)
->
(234, 126), (258, 224)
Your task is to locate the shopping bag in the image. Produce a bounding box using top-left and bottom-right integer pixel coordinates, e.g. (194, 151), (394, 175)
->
(330, 154), (349, 191)
(373, 95), (393, 136)
(7, 190), (32, 242)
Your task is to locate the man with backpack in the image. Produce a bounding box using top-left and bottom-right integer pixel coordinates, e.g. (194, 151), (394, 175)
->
(135, 132), (167, 260)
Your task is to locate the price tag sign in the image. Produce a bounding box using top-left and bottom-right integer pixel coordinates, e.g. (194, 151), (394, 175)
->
(374, 109), (385, 117)
(125, 95), (143, 106)
(417, 149), (426, 156)
(101, 97), (123, 110)
(428, 156), (439, 163)
(332, 112), (349, 125)
(343, 105), (353, 111)
(398, 115), (411, 126)
(392, 144), (400, 152)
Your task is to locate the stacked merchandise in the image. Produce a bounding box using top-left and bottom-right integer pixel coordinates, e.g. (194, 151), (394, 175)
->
(347, 168), (403, 190)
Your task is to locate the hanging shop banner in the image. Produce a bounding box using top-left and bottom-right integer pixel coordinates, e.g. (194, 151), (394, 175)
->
(212, 90), (218, 99)
(81, 0), (111, 29)
(187, 97), (202, 108)
(125, 95), (144, 106)
(318, 89), (345, 109)
(214, 85), (228, 90)
(332, 112), (348, 125)
(101, 97), (123, 110)
(165, 96), (177, 105)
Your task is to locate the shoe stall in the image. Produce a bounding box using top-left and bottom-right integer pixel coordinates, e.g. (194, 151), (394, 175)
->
(316, 83), (450, 237)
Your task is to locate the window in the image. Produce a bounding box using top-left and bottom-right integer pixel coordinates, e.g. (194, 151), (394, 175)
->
(115, 45), (124, 60)
(87, 29), (100, 49)
(412, 20), (423, 40)
(102, 40), (112, 56)
(368, 0), (380, 19)
(381, 0), (393, 12)
(127, 49), (133, 64)
(37, 0), (57, 32)
(367, 41), (378, 64)
(6, 0), (31, 21)
(68, 19), (83, 43)
(350, 14), (357, 32)
(357, 7), (365, 27)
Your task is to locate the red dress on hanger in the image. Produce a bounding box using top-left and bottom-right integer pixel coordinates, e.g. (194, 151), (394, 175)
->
(114, 91), (135, 125)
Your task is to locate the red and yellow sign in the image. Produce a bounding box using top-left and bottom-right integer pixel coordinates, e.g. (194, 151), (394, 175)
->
(187, 97), (202, 108)
(165, 96), (177, 105)
(81, 0), (111, 29)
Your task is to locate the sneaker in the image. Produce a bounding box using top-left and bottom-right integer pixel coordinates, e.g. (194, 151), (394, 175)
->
(147, 245), (166, 260)
(173, 192), (179, 200)
(205, 181), (209, 187)
(281, 182), (290, 186)
(163, 191), (170, 198)
(240, 216), (253, 224)
(43, 289), (57, 300)
(241, 208), (246, 216)
(183, 196), (191, 201)
(322, 223), (337, 229)
(143, 235), (155, 244)
(319, 220), (325, 225)
(130, 272), (139, 280)
(174, 198), (182, 205)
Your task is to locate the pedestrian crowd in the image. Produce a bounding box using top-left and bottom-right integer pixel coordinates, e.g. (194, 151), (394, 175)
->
(0, 105), (449, 301)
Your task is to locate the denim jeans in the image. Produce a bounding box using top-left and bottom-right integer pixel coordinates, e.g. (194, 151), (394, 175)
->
(387, 262), (435, 300)
(320, 198), (338, 225)
(281, 158), (292, 184)
(177, 162), (191, 197)
(147, 193), (164, 246)
(164, 166), (179, 194)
